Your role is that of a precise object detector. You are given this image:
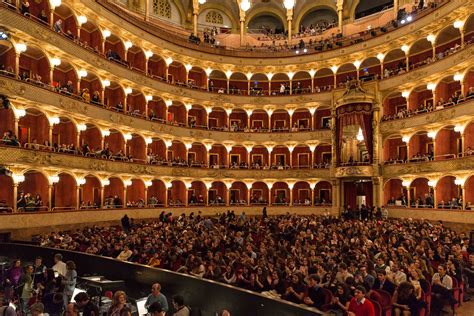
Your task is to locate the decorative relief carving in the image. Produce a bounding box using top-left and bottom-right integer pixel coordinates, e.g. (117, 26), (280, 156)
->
(425, 108), (456, 123)
(335, 166), (374, 178)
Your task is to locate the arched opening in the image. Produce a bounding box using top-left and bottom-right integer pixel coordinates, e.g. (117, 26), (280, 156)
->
(271, 182), (289, 206)
(209, 181), (226, 205)
(127, 45), (146, 73)
(19, 45), (50, 86)
(126, 179), (145, 207)
(336, 63), (357, 87)
(0, 107), (15, 138)
(314, 181), (332, 205)
(359, 57), (380, 81)
(147, 180), (166, 207)
(407, 131), (432, 162)
(408, 85), (433, 112)
(314, 108), (331, 129)
(0, 40), (16, 77)
(127, 90), (147, 118)
(188, 142), (206, 167)
(208, 70), (227, 93)
(188, 66), (206, 88)
(230, 181), (248, 205)
(147, 55), (167, 79)
(229, 145), (248, 168)
(21, 0), (50, 23)
(80, 175), (101, 209)
(383, 49), (406, 78)
(464, 13), (474, 44)
(408, 38), (433, 70)
(249, 73), (269, 96)
(53, 173), (77, 210)
(383, 135), (406, 163)
(104, 82), (125, 111)
(104, 177), (125, 208)
(299, 8), (337, 35)
(271, 146), (290, 168)
(188, 181), (206, 206)
(104, 129), (125, 159)
(18, 108), (50, 148)
(314, 143), (332, 168)
(229, 72), (247, 95)
(293, 181), (311, 206)
(127, 134), (147, 162)
(53, 59), (78, 96)
(209, 144), (227, 167)
(168, 61), (186, 84)
(148, 138), (167, 163)
(248, 14), (285, 35)
(436, 76), (462, 107)
(314, 68), (334, 92)
(167, 102), (186, 126)
(53, 4), (78, 40)
(208, 107), (228, 130)
(229, 109), (248, 130)
(188, 104), (207, 128)
(464, 121), (474, 154)
(79, 20), (103, 53)
(410, 178), (432, 208)
(271, 110), (289, 132)
(249, 145), (266, 167)
(436, 176), (460, 209)
(105, 34), (126, 65)
(293, 145), (311, 168)
(435, 126), (461, 160)
(18, 170), (49, 212)
(79, 71), (102, 105)
(169, 180), (186, 206)
(0, 174), (13, 212)
(384, 179), (406, 206)
(52, 116), (78, 151)
(250, 182), (269, 205)
(169, 140), (186, 162)
(435, 25), (462, 58)
(293, 109), (312, 131)
(382, 92), (405, 120)
(79, 124), (103, 155)
(249, 110), (268, 131)
(292, 71), (312, 94)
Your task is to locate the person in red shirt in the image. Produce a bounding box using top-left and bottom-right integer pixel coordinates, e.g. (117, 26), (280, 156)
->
(348, 286), (375, 316)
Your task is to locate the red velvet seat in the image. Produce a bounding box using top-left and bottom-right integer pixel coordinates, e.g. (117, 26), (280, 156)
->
(368, 298), (382, 316)
(370, 290), (392, 316)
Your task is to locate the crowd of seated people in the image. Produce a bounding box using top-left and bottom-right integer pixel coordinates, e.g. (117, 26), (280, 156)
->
(382, 87), (474, 122)
(38, 212), (474, 314)
(387, 193), (470, 210)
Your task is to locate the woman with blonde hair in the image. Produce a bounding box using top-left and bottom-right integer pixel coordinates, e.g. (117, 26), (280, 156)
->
(108, 291), (128, 316)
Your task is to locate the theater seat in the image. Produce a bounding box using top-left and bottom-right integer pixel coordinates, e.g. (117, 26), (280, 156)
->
(368, 298), (382, 316)
(321, 288), (333, 306)
(370, 290), (392, 316)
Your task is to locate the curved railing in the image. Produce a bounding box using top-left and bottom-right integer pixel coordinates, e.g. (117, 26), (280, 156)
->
(0, 243), (323, 316)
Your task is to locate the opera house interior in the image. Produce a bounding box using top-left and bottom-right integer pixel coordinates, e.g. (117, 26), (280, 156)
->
(1, 0), (474, 315)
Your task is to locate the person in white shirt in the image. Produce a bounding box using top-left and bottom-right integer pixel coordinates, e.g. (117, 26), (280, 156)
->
(52, 253), (67, 277)
(431, 264), (454, 315)
(390, 263), (407, 285)
(116, 245), (133, 261)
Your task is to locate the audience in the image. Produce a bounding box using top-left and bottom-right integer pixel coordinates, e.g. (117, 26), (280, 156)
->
(37, 213), (474, 313)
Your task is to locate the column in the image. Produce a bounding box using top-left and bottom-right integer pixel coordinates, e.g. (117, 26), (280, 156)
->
(289, 79), (293, 95)
(193, 10), (199, 36)
(240, 17), (246, 46)
(268, 187), (272, 206)
(76, 186), (81, 210)
(372, 106), (380, 164)
(337, 0), (344, 34)
(268, 80), (272, 95)
(49, 126), (53, 146)
(145, 0), (150, 21)
(289, 188), (293, 206)
(393, 0), (399, 19)
(100, 186), (105, 208)
(268, 113), (272, 130)
(247, 188), (251, 206)
(13, 184), (18, 213)
(144, 188), (148, 207)
(185, 188), (189, 207)
(165, 188), (169, 207)
(406, 186), (411, 207)
(287, 15), (293, 43)
(462, 186), (466, 210)
(48, 185), (53, 211)
(461, 133), (465, 157)
(15, 53), (20, 77)
(332, 179), (341, 212)
(76, 79), (81, 95)
(310, 78), (314, 93)
(331, 109), (337, 167)
(460, 28), (465, 48)
(372, 177), (383, 209)
(311, 188), (315, 206)
(247, 113), (251, 129)
(50, 67), (55, 86)
(227, 79), (230, 94)
(433, 186), (437, 209)
(226, 188), (231, 206)
(123, 187), (127, 208)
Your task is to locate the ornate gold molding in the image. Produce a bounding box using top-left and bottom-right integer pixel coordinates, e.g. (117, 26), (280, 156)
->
(334, 165), (374, 178)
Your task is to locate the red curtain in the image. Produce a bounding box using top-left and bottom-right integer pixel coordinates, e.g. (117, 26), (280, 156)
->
(336, 103), (373, 164)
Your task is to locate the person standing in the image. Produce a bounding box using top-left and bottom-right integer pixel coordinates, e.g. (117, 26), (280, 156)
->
(171, 295), (190, 316)
(19, 265), (35, 314)
(63, 261), (77, 302)
(52, 254), (67, 277)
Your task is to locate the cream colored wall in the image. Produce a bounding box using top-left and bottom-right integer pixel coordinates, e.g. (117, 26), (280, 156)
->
(0, 206), (337, 240)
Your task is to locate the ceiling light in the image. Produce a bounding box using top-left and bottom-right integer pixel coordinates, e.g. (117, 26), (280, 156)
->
(102, 29), (111, 38)
(283, 0), (295, 9)
(240, 0), (251, 12)
(124, 41), (133, 49)
(15, 43), (27, 53)
(124, 87), (133, 95)
(78, 69), (88, 78)
(102, 79), (110, 87)
(50, 57), (61, 67)
(453, 20), (464, 29)
(78, 15), (87, 25)
(145, 50), (153, 58)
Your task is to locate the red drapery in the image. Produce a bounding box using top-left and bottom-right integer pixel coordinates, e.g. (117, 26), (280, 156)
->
(336, 103), (373, 164)
(343, 181), (373, 209)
